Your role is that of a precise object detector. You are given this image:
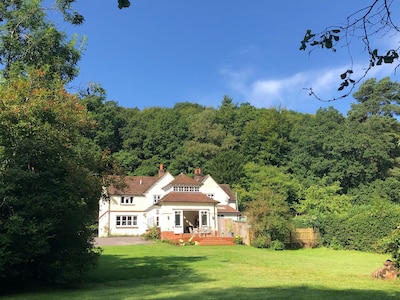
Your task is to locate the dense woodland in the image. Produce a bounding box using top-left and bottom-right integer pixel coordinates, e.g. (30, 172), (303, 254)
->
(2, 0), (400, 289)
(82, 77), (400, 252)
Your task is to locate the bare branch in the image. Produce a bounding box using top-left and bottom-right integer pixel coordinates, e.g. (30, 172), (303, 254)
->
(300, 0), (400, 101)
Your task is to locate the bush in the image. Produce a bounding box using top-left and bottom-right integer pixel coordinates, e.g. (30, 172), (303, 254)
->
(319, 203), (400, 252)
(270, 239), (285, 250)
(251, 235), (270, 248)
(329, 237), (344, 250)
(143, 226), (160, 241)
(234, 235), (243, 245)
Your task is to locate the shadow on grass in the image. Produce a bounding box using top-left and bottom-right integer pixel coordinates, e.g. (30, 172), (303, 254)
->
(86, 253), (209, 285)
(169, 286), (400, 300)
(1, 254), (209, 298)
(80, 253), (400, 300)
(3, 250), (400, 299)
(81, 285), (400, 300)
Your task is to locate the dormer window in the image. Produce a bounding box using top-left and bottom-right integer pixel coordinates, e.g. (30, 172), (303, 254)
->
(173, 186), (199, 192)
(121, 196), (134, 205)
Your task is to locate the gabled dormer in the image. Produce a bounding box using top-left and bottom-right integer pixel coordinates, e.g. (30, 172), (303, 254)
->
(163, 173), (202, 193)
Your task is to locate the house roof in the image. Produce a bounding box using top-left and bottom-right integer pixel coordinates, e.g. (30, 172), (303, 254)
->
(107, 175), (159, 195)
(219, 184), (236, 202)
(217, 205), (240, 215)
(158, 192), (219, 204)
(172, 173), (202, 185)
(165, 173), (202, 187)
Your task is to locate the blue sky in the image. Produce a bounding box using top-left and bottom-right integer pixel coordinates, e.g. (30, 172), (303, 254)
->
(50, 1), (400, 115)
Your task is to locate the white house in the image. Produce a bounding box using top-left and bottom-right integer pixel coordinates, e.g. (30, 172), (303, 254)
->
(98, 165), (240, 239)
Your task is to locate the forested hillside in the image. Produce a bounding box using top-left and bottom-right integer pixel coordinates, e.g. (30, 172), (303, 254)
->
(81, 77), (400, 252)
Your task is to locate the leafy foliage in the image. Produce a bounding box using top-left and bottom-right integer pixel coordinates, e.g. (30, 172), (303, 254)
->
(320, 202), (400, 252)
(0, 71), (102, 286)
(0, 0), (83, 82)
(245, 189), (293, 246)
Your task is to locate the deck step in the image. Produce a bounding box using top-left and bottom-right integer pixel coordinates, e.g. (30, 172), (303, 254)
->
(169, 236), (235, 246)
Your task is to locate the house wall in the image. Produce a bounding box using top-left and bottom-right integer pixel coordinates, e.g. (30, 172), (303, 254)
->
(98, 173), (174, 237)
(200, 176), (230, 205)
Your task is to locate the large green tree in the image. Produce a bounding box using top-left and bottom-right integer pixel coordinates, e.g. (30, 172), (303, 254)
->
(80, 84), (127, 153)
(245, 188), (293, 248)
(0, 71), (102, 286)
(349, 77), (400, 122)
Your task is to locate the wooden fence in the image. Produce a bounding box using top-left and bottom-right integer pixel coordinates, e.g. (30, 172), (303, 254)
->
(217, 218), (249, 244)
(289, 228), (320, 248)
(218, 219), (320, 247)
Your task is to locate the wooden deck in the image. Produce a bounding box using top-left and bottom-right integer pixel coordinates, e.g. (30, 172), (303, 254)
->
(169, 233), (235, 246)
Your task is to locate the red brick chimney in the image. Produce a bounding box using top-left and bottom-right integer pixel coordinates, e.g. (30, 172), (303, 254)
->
(158, 164), (165, 177)
(194, 168), (202, 181)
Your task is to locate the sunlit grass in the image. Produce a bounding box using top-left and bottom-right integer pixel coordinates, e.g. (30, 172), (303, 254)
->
(4, 243), (400, 299)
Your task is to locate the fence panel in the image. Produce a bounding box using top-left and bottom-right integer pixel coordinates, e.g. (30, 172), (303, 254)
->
(217, 219), (249, 244)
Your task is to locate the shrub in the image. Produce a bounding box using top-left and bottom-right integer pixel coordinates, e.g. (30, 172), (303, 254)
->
(251, 235), (270, 248)
(376, 225), (400, 268)
(270, 239), (285, 250)
(329, 237), (344, 250)
(234, 235), (243, 245)
(143, 226), (160, 241)
(318, 203), (400, 252)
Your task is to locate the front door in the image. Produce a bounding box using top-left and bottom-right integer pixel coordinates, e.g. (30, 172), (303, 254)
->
(173, 210), (183, 234)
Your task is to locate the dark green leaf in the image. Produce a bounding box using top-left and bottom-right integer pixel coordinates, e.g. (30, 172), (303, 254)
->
(384, 56), (394, 63)
(118, 0), (131, 9)
(325, 40), (332, 49)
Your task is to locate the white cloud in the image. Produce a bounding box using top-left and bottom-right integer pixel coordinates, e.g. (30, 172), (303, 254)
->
(220, 57), (400, 113)
(221, 66), (349, 108)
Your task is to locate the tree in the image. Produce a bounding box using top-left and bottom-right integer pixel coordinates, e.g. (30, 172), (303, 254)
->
(289, 105), (399, 192)
(245, 188), (292, 248)
(205, 150), (244, 185)
(0, 71), (102, 286)
(80, 83), (127, 153)
(300, 0), (400, 100)
(54, 0), (130, 11)
(235, 162), (301, 210)
(295, 182), (352, 217)
(239, 108), (295, 166)
(288, 107), (346, 187)
(0, 0), (84, 82)
(183, 108), (230, 169)
(349, 77), (400, 122)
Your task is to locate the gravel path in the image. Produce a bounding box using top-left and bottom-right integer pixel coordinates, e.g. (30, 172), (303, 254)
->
(94, 236), (155, 246)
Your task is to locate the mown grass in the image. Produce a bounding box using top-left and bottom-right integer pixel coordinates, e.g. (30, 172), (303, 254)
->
(4, 243), (400, 299)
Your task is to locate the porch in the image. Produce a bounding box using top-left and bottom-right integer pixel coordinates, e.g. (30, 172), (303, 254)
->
(159, 218), (247, 246)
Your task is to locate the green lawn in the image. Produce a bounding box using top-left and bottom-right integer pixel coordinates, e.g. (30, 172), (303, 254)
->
(4, 243), (400, 299)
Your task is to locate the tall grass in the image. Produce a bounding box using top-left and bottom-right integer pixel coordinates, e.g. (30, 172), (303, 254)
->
(4, 243), (400, 299)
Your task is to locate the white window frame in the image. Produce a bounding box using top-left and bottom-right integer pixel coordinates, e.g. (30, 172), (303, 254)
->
(173, 210), (183, 234)
(121, 196), (134, 205)
(173, 186), (200, 192)
(153, 195), (161, 204)
(116, 215), (137, 227)
(200, 210), (208, 226)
